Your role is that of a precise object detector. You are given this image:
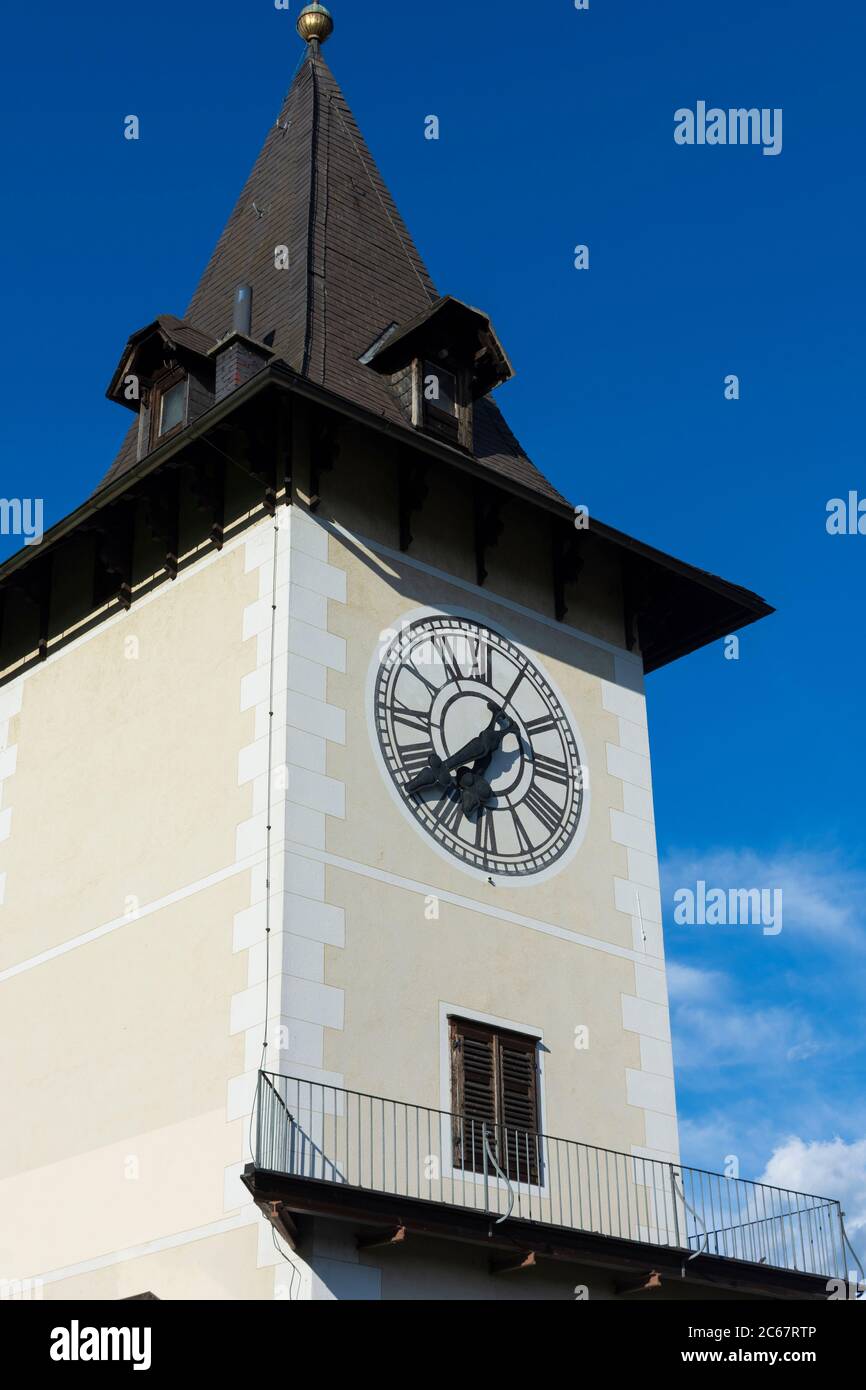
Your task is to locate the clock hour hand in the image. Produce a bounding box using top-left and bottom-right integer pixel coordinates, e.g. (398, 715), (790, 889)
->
(404, 753), (454, 796)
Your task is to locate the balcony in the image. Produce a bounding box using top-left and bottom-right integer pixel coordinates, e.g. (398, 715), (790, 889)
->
(246, 1071), (861, 1297)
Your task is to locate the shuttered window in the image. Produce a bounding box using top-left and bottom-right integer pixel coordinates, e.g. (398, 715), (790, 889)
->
(450, 1017), (540, 1183)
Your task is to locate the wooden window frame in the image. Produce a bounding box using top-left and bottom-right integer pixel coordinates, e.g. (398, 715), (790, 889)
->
(449, 1016), (541, 1183)
(149, 366), (188, 450)
(413, 358), (473, 449)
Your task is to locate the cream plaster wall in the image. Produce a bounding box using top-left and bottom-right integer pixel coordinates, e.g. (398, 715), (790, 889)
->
(34, 1225), (273, 1302)
(318, 515), (678, 1167)
(0, 543), (257, 972)
(323, 871), (644, 1153)
(0, 524), (271, 1296)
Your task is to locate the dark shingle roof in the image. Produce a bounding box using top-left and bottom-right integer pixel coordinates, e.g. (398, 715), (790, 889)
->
(99, 49), (567, 505)
(152, 315), (217, 358)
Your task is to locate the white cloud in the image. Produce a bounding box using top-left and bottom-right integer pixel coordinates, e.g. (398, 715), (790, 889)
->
(662, 847), (866, 949)
(666, 964), (821, 1072)
(673, 1001), (815, 1071)
(786, 1040), (823, 1062)
(760, 1136), (866, 1250)
(667, 962), (727, 1003)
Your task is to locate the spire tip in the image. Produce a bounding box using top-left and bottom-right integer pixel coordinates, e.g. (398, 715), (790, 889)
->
(297, 4), (334, 45)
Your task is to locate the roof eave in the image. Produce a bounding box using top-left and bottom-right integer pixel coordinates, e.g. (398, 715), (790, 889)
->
(0, 367), (277, 585)
(1, 361), (773, 673)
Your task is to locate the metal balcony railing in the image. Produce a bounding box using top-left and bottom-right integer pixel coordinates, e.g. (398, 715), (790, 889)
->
(253, 1071), (857, 1282)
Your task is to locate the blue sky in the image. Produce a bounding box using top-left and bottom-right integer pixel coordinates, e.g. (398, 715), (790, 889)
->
(1, 2), (864, 1232)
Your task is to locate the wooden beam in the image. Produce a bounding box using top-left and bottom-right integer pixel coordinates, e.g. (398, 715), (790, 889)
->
(140, 470), (180, 580)
(187, 449), (225, 551)
(614, 1269), (662, 1296)
(473, 483), (503, 587)
(263, 1201), (300, 1252)
(309, 417), (339, 513)
(357, 1225), (407, 1252)
(92, 502), (135, 610)
(398, 461), (428, 552)
(223, 413), (278, 517)
(279, 395), (294, 506)
(623, 557), (655, 653)
(9, 554), (52, 661)
(552, 526), (584, 623)
(490, 1250), (537, 1276)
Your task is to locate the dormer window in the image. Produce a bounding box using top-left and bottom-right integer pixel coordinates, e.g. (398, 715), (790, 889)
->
(422, 361), (459, 442)
(149, 369), (187, 448)
(158, 379), (186, 436)
(106, 315), (217, 462)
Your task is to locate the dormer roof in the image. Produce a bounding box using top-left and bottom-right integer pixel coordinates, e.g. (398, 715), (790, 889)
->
(365, 297), (514, 400)
(106, 315), (217, 411)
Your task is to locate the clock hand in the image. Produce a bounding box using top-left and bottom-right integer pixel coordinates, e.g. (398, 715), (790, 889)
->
(405, 706), (515, 799)
(457, 768), (493, 816)
(404, 753), (455, 796)
(440, 705), (515, 773)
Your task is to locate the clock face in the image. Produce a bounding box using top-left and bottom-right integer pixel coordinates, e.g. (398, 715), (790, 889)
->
(372, 614), (585, 878)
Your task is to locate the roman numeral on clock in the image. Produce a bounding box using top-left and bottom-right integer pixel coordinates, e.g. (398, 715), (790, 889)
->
(525, 714), (558, 736)
(510, 808), (534, 854)
(501, 667), (525, 707)
(432, 634), (464, 684)
(523, 782), (562, 835)
(475, 808), (498, 856)
(407, 662), (440, 698)
(392, 701), (431, 735)
(400, 742), (437, 775)
(433, 790), (464, 835)
(532, 752), (569, 787)
(467, 636), (492, 685)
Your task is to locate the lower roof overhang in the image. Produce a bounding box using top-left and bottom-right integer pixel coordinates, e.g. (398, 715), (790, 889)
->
(0, 363), (773, 675)
(243, 1165), (830, 1302)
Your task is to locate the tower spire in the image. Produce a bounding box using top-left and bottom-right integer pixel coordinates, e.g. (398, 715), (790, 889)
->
(297, 3), (334, 46)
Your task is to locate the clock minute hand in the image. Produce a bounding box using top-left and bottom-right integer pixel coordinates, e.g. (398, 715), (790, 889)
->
(460, 706), (516, 813)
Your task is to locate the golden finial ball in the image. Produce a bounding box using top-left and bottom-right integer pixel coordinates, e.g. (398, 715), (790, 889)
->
(297, 4), (334, 44)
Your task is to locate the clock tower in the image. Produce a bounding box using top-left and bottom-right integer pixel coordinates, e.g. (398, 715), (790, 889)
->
(1, 9), (846, 1302)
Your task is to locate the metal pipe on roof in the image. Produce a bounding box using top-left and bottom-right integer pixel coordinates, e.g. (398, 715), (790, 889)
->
(233, 285), (253, 337)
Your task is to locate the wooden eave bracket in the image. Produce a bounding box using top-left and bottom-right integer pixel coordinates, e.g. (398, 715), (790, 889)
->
(137, 470), (180, 580)
(264, 1200), (300, 1252)
(553, 527), (585, 623)
(614, 1269), (662, 1296)
(7, 556), (53, 661)
(490, 1250), (538, 1277)
(473, 484), (504, 587)
(623, 559), (658, 653)
(247, 457), (278, 517)
(89, 506), (134, 611)
(309, 418), (339, 513)
(398, 460), (429, 552)
(185, 449), (226, 550)
(278, 394), (294, 506)
(356, 1224), (408, 1253)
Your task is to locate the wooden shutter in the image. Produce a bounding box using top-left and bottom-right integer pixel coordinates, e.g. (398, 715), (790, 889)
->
(451, 1019), (497, 1173)
(450, 1019), (539, 1181)
(498, 1031), (540, 1184)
